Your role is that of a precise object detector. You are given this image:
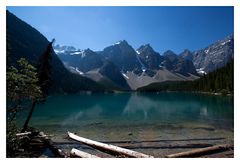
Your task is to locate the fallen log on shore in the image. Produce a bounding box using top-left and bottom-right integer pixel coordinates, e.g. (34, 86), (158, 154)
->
(67, 131), (154, 158)
(165, 144), (233, 158)
(16, 132), (32, 136)
(70, 148), (99, 158)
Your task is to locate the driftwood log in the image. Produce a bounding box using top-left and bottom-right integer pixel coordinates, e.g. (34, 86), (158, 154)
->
(165, 144), (233, 158)
(67, 132), (153, 158)
(70, 148), (99, 158)
(16, 132), (32, 136)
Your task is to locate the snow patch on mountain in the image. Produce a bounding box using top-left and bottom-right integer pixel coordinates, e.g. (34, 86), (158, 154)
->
(70, 51), (82, 55)
(76, 67), (84, 75)
(112, 41), (124, 46)
(196, 68), (207, 75)
(122, 73), (129, 79)
(67, 50), (88, 58)
(136, 53), (146, 72)
(221, 39), (231, 46)
(54, 49), (65, 54)
(204, 49), (209, 54)
(69, 66), (84, 75)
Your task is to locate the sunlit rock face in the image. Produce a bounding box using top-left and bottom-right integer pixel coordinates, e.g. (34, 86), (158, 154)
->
(193, 35), (233, 73)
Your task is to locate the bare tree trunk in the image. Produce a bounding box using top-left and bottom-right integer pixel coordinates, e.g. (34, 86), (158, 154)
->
(165, 144), (233, 158)
(67, 132), (154, 158)
(70, 148), (99, 158)
(21, 100), (37, 132)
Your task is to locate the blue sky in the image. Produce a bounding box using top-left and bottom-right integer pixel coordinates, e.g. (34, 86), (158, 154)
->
(7, 6), (233, 54)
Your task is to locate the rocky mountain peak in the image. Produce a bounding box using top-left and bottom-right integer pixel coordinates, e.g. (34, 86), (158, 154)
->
(113, 40), (129, 46)
(179, 49), (193, 61)
(83, 48), (94, 54)
(192, 34), (233, 73)
(102, 40), (141, 72)
(137, 44), (154, 53)
(183, 49), (191, 54)
(163, 50), (176, 56)
(163, 50), (178, 62)
(136, 44), (163, 72)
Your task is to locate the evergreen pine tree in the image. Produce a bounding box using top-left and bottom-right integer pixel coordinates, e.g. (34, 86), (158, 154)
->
(21, 39), (54, 132)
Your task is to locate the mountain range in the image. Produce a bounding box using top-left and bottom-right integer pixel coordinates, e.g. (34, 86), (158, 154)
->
(6, 10), (234, 92)
(54, 34), (233, 90)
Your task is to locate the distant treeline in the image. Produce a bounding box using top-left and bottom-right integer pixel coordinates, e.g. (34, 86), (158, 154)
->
(137, 60), (233, 94)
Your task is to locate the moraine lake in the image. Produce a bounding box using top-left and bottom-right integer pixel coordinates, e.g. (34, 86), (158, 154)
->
(18, 92), (233, 157)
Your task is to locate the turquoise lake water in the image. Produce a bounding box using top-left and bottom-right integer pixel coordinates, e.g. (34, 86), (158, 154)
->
(18, 92), (233, 156)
